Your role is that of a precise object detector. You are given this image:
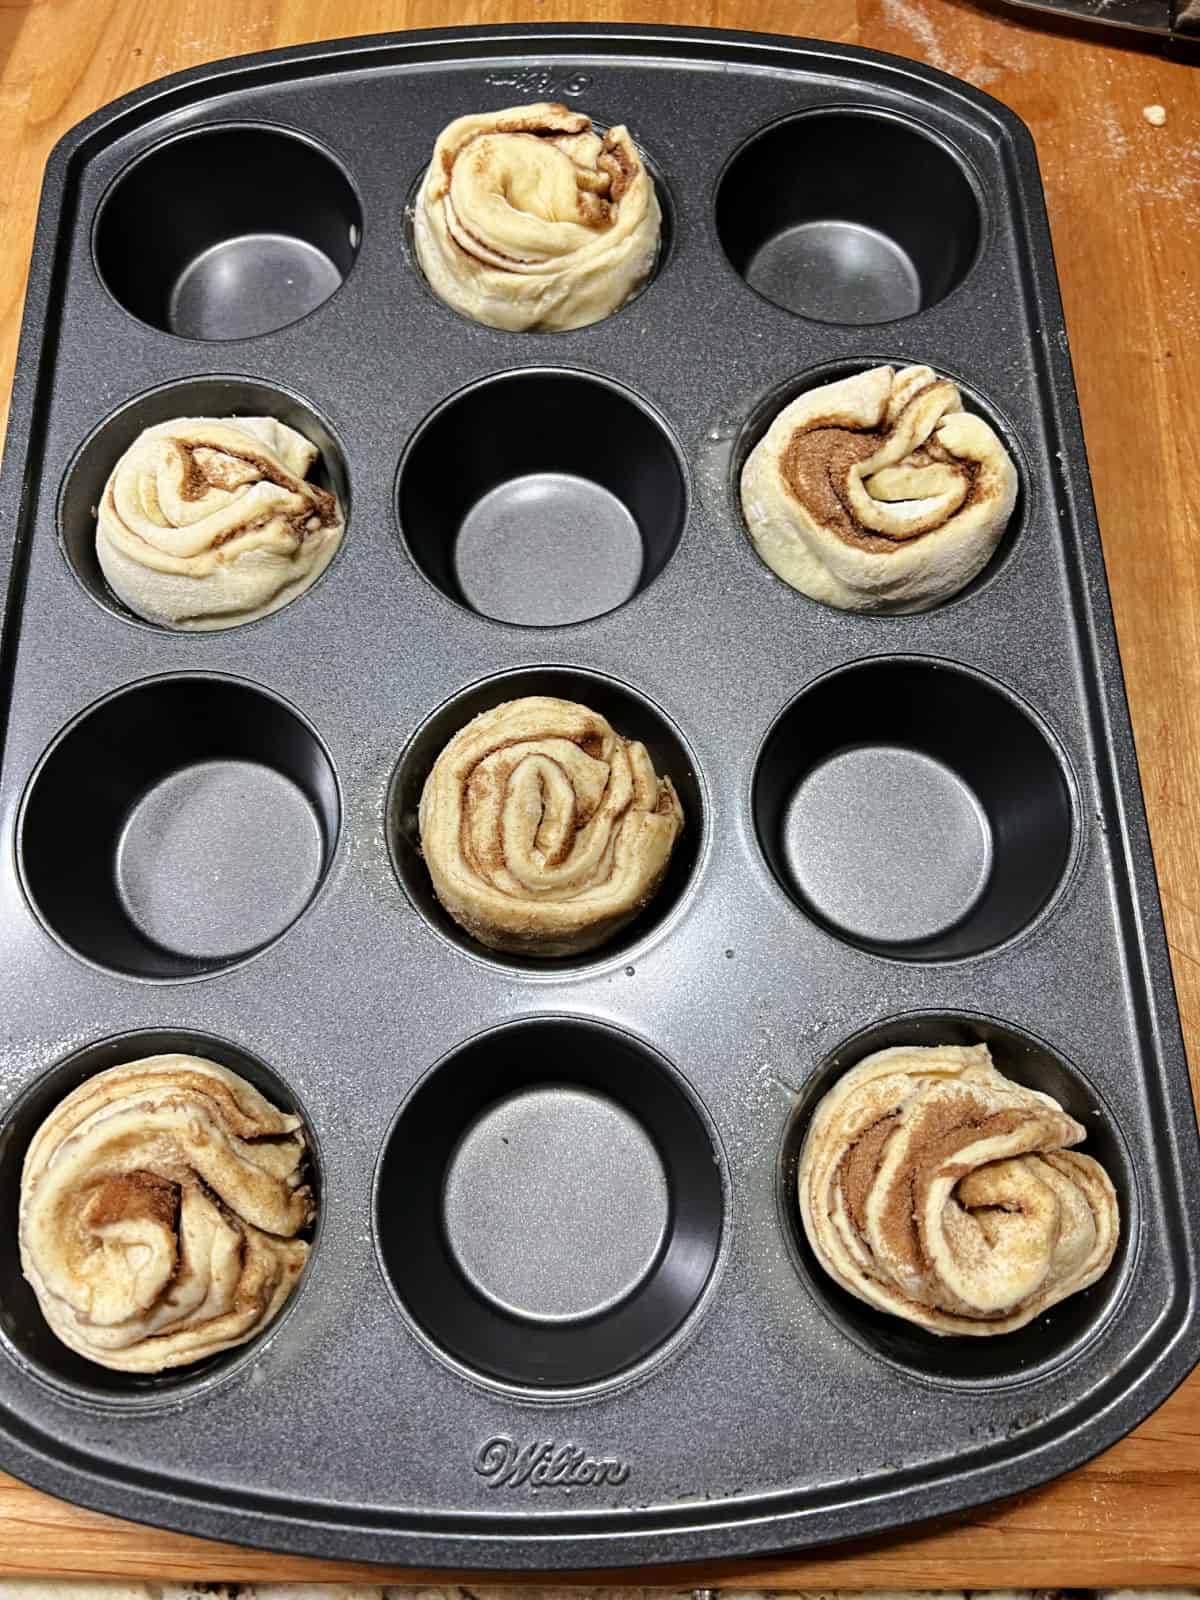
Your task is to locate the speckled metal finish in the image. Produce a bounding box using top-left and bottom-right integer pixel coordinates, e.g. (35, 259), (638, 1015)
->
(442, 1086), (671, 1324)
(0, 21), (1196, 1570)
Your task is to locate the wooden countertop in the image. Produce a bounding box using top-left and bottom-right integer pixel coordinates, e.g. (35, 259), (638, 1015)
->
(1, 0), (1198, 1585)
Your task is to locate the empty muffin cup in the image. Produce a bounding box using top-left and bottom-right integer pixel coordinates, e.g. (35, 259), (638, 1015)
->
(753, 658), (1073, 959)
(387, 665), (703, 971)
(19, 675), (340, 979)
(0, 1028), (319, 1401)
(374, 1017), (724, 1388)
(94, 124), (361, 340)
(715, 111), (981, 324)
(778, 1012), (1133, 1384)
(59, 376), (349, 628)
(397, 370), (686, 626)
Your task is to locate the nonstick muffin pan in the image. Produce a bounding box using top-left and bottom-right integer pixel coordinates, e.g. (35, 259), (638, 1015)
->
(0, 20), (1196, 1568)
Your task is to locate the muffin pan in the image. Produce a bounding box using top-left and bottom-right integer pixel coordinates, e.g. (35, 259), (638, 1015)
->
(0, 21), (1196, 1568)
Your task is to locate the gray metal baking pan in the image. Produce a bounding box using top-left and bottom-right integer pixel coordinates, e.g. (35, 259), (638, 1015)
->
(0, 20), (1196, 1570)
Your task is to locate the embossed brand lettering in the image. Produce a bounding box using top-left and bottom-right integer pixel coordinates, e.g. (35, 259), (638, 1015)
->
(484, 68), (593, 98)
(474, 1434), (630, 1488)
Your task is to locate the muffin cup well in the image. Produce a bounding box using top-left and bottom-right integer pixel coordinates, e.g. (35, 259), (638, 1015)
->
(374, 1017), (724, 1390)
(387, 666), (704, 972)
(778, 1011), (1135, 1385)
(753, 657), (1074, 960)
(715, 110), (981, 324)
(19, 674), (340, 980)
(397, 370), (686, 627)
(0, 1029), (321, 1405)
(93, 124), (361, 341)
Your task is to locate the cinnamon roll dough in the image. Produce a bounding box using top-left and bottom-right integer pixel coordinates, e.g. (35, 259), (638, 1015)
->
(741, 365), (1018, 612)
(798, 1043), (1119, 1335)
(96, 416), (344, 629)
(418, 695), (683, 956)
(20, 1055), (313, 1373)
(413, 103), (661, 332)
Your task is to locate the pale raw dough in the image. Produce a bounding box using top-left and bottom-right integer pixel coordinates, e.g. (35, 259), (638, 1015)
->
(413, 102), (661, 332)
(20, 1055), (313, 1372)
(418, 695), (683, 956)
(740, 365), (1018, 612)
(96, 415), (344, 629)
(798, 1043), (1120, 1336)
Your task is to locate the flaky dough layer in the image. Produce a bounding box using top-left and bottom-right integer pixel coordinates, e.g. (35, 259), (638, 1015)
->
(418, 695), (683, 956)
(96, 415), (343, 629)
(741, 365), (1017, 612)
(413, 103), (660, 332)
(20, 1055), (313, 1372)
(798, 1042), (1119, 1335)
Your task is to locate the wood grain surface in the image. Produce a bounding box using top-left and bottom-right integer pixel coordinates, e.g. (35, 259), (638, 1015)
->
(1, 0), (1198, 1584)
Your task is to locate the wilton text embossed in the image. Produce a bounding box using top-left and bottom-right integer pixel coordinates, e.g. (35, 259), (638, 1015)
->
(474, 1435), (630, 1489)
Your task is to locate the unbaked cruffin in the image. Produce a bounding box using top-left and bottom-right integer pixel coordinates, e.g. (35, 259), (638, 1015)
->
(19, 1055), (313, 1372)
(413, 102), (661, 332)
(418, 695), (683, 956)
(741, 365), (1018, 612)
(96, 415), (343, 629)
(798, 1042), (1119, 1335)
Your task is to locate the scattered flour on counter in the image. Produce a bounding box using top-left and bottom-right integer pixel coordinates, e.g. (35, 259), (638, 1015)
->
(877, 0), (1031, 86)
(1128, 137), (1200, 204)
(1102, 111), (1131, 158)
(878, 0), (953, 72)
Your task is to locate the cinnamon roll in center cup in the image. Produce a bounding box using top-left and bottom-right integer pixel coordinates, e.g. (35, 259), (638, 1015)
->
(419, 694), (683, 958)
(389, 670), (702, 969)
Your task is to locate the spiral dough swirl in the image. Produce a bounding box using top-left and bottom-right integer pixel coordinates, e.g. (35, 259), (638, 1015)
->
(413, 102), (661, 332)
(741, 365), (1017, 612)
(798, 1043), (1119, 1336)
(96, 415), (343, 629)
(418, 696), (684, 956)
(20, 1055), (313, 1373)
